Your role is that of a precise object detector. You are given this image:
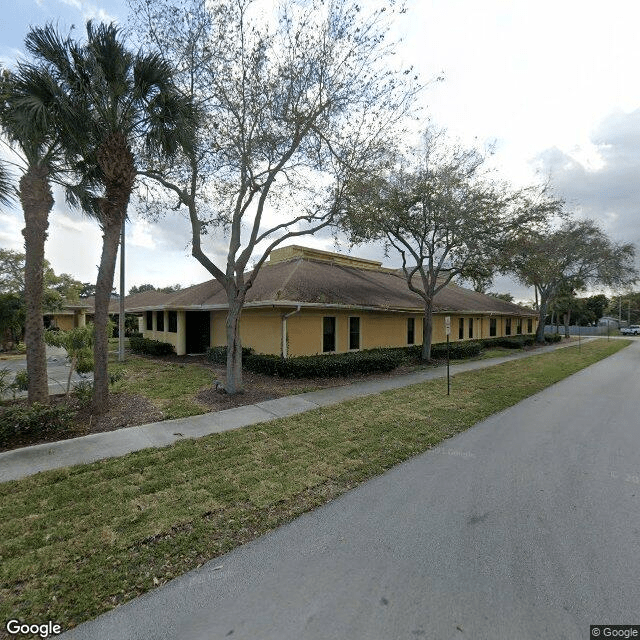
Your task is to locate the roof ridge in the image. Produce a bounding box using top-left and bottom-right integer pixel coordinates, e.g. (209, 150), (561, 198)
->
(275, 258), (304, 297)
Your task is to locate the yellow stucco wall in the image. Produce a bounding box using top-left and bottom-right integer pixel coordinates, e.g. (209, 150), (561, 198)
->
(140, 307), (538, 356)
(240, 310), (282, 355)
(52, 315), (75, 331)
(142, 311), (179, 349)
(211, 309), (282, 355)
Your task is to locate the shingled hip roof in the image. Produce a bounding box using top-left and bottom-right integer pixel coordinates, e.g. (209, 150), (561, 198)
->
(119, 256), (536, 317)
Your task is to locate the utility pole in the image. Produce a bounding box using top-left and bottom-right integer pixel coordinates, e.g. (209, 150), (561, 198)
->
(118, 219), (125, 362)
(619, 295), (622, 324)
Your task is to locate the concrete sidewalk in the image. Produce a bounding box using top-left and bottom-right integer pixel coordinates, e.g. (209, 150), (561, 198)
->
(0, 338), (596, 483)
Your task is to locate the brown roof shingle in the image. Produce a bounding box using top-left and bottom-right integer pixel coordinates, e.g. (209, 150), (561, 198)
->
(121, 256), (536, 317)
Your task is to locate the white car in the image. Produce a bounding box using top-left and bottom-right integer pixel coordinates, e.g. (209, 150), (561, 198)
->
(620, 325), (640, 335)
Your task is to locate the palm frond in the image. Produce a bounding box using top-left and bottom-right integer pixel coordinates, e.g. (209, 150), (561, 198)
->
(0, 160), (14, 206)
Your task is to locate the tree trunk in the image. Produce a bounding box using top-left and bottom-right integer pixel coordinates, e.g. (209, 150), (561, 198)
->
(421, 299), (434, 361)
(225, 290), (245, 394)
(92, 221), (121, 414)
(535, 298), (548, 343)
(564, 309), (571, 338)
(20, 166), (53, 405)
(92, 131), (136, 414)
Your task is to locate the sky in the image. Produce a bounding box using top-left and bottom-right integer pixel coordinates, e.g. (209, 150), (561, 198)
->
(1, 0), (639, 303)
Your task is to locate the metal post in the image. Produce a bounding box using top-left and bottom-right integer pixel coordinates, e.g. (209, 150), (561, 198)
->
(118, 219), (125, 362)
(446, 334), (450, 396)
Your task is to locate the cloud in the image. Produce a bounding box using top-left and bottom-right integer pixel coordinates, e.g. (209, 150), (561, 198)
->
(536, 108), (640, 249)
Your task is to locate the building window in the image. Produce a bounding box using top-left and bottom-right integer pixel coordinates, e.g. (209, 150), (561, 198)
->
(168, 310), (177, 333)
(407, 317), (415, 345)
(323, 316), (336, 352)
(156, 311), (165, 332)
(468, 318), (473, 339)
(505, 318), (512, 336)
(516, 318), (522, 335)
(349, 316), (360, 350)
(490, 318), (497, 337)
(527, 318), (533, 333)
(146, 310), (153, 331)
(458, 317), (464, 340)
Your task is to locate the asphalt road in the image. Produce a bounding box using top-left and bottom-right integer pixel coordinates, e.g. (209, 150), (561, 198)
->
(62, 340), (640, 640)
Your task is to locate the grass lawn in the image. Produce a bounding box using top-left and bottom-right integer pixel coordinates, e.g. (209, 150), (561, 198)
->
(0, 339), (630, 633)
(108, 355), (214, 419)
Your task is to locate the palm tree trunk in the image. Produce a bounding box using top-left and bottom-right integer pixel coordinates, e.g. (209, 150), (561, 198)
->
(92, 131), (135, 414)
(20, 166), (53, 404)
(92, 220), (121, 414)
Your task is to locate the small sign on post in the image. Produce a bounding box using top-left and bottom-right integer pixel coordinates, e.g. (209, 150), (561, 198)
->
(445, 316), (451, 395)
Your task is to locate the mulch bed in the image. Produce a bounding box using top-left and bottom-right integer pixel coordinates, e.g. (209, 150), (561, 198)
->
(0, 340), (567, 454)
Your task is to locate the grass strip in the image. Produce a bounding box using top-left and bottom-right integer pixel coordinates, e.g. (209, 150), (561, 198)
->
(0, 339), (629, 633)
(108, 356), (213, 419)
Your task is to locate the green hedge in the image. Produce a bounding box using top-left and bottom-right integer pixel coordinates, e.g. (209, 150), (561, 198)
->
(203, 334), (541, 380)
(129, 336), (176, 356)
(430, 341), (483, 359)
(206, 346), (255, 365)
(244, 348), (405, 378)
(480, 335), (536, 349)
(0, 403), (75, 447)
(544, 333), (563, 343)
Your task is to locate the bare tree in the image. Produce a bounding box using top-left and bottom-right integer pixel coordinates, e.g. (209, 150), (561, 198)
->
(343, 131), (553, 360)
(129, 0), (419, 393)
(505, 218), (638, 342)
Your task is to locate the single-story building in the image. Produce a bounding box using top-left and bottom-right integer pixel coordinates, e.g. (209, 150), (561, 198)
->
(114, 245), (538, 356)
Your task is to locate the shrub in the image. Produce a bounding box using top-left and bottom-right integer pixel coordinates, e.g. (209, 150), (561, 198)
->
(0, 402), (75, 447)
(430, 341), (483, 359)
(544, 333), (563, 343)
(12, 369), (29, 391)
(244, 348), (405, 378)
(0, 368), (12, 400)
(73, 380), (94, 406)
(129, 336), (175, 356)
(206, 345), (254, 365)
(109, 371), (124, 385)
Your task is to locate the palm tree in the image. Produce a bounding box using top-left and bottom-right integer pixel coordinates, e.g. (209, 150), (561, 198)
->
(26, 22), (192, 413)
(0, 161), (12, 206)
(0, 64), (69, 404)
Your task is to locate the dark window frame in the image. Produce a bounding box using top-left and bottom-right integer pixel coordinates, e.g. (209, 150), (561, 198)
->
(168, 310), (178, 333)
(505, 317), (512, 336)
(468, 318), (473, 339)
(458, 317), (464, 340)
(349, 316), (360, 350)
(516, 318), (522, 335)
(490, 317), (497, 337)
(527, 318), (533, 333)
(407, 317), (415, 345)
(146, 310), (153, 331)
(156, 310), (165, 332)
(323, 316), (336, 353)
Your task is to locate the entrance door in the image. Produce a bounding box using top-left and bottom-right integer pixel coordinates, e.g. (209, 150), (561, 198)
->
(185, 311), (211, 353)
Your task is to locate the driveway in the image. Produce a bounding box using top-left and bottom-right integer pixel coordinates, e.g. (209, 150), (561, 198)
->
(0, 346), (92, 397)
(62, 340), (640, 639)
